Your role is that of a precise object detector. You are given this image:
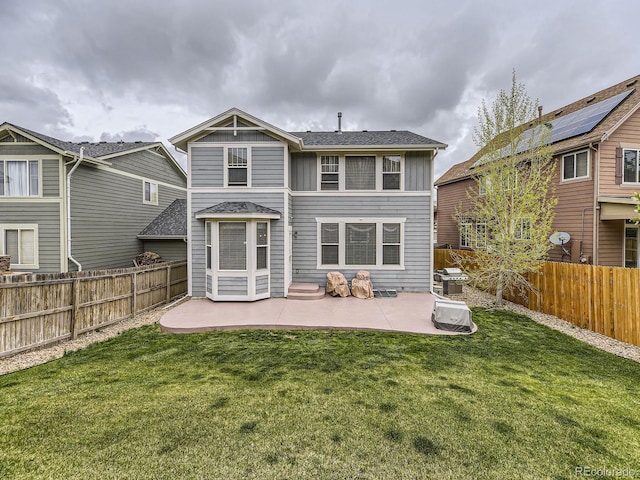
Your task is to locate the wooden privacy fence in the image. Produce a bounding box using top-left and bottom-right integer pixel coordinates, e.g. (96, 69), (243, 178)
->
(435, 248), (640, 348)
(0, 260), (187, 357)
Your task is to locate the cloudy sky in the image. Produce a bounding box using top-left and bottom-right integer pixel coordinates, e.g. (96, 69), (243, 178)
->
(2, 0), (639, 178)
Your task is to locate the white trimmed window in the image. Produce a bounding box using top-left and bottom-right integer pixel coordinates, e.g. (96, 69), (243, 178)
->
(1, 224), (38, 268)
(623, 149), (640, 184)
(320, 223), (339, 265)
(382, 156), (401, 190)
(514, 218), (531, 240)
(205, 221), (212, 270)
(320, 155), (339, 190)
(143, 180), (158, 204)
(227, 147), (249, 186)
(345, 155), (376, 190)
(625, 221), (639, 268)
(562, 150), (589, 181)
(460, 217), (473, 248)
(1, 160), (39, 197)
(218, 222), (247, 270)
(316, 218), (405, 269)
(256, 222), (269, 270)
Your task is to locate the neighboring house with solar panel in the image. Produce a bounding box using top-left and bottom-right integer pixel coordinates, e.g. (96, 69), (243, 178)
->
(169, 108), (446, 301)
(435, 74), (640, 268)
(0, 122), (187, 273)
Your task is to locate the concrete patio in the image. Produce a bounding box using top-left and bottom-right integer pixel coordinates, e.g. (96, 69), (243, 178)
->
(160, 292), (476, 335)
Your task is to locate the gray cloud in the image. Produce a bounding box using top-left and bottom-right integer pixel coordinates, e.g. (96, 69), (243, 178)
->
(1, 0), (639, 181)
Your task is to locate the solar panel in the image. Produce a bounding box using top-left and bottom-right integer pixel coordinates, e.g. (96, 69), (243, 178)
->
(549, 89), (633, 143)
(472, 89), (634, 168)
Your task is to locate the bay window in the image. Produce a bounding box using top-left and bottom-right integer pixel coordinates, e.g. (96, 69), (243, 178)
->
(218, 222), (247, 270)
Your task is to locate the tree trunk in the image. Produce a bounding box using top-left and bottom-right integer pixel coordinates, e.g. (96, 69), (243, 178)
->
(495, 272), (504, 306)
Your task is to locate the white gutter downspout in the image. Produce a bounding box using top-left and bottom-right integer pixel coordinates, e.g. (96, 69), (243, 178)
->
(67, 147), (85, 271)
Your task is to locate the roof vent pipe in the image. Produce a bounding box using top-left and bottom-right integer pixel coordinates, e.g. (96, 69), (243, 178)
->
(538, 105), (543, 124)
(337, 112), (342, 134)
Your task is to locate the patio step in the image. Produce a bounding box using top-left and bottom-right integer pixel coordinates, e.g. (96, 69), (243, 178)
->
(287, 283), (325, 300)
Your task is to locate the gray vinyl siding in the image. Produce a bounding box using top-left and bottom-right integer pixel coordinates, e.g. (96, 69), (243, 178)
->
(107, 149), (186, 187)
(191, 147), (224, 187)
(190, 192), (285, 297)
(252, 146), (285, 187)
(0, 203), (61, 272)
(219, 277), (248, 295)
(290, 152), (317, 191)
(196, 130), (279, 143)
(256, 274), (269, 294)
(69, 163), (186, 271)
(42, 159), (61, 197)
(0, 144), (55, 156)
(405, 151), (431, 191)
(291, 195), (432, 291)
(141, 240), (187, 261)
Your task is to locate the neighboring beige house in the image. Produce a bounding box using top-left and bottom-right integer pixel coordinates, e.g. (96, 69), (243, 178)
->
(435, 74), (640, 268)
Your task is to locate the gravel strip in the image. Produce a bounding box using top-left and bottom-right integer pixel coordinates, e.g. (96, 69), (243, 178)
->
(459, 286), (640, 364)
(2, 290), (639, 376)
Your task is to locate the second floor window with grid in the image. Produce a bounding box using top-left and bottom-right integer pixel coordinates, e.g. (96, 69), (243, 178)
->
(382, 156), (401, 190)
(228, 147), (248, 186)
(320, 156), (339, 190)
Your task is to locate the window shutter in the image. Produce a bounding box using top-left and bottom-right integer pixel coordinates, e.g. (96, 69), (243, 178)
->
(615, 147), (623, 185)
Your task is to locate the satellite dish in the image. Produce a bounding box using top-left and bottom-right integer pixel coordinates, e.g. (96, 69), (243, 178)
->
(549, 232), (570, 246)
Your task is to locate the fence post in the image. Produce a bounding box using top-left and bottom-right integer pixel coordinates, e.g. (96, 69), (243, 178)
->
(131, 272), (137, 317)
(166, 264), (172, 304)
(71, 279), (79, 339)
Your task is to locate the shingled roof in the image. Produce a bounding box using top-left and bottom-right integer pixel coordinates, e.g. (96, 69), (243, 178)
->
(1, 123), (159, 159)
(290, 130), (445, 147)
(138, 199), (187, 238)
(435, 74), (640, 186)
(195, 202), (281, 218)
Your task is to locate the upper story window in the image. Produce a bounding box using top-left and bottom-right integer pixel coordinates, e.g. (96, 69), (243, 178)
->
(1, 160), (39, 197)
(562, 150), (589, 181)
(345, 156), (376, 190)
(320, 155), (339, 190)
(382, 156), (401, 190)
(623, 149), (640, 183)
(478, 176), (489, 196)
(143, 180), (158, 205)
(227, 147), (249, 186)
(513, 218), (531, 240)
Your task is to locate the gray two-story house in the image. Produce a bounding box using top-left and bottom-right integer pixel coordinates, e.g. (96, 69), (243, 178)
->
(0, 122), (187, 273)
(170, 108), (445, 301)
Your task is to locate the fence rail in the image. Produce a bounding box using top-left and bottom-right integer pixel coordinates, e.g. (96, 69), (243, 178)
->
(435, 248), (640, 348)
(0, 260), (187, 357)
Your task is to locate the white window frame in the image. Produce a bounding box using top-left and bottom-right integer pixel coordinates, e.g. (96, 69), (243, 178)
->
(315, 217), (405, 269)
(0, 224), (39, 269)
(316, 154), (404, 192)
(143, 180), (158, 205)
(320, 155), (339, 191)
(513, 217), (532, 241)
(382, 155), (402, 191)
(562, 149), (590, 182)
(622, 148), (640, 185)
(256, 221), (270, 271)
(460, 217), (473, 248)
(0, 159), (41, 197)
(224, 146), (251, 187)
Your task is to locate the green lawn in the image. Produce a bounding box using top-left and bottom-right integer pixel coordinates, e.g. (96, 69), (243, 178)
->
(1, 308), (639, 479)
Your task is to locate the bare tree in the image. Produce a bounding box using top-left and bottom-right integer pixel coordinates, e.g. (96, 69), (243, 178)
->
(454, 72), (557, 306)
